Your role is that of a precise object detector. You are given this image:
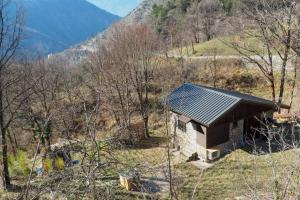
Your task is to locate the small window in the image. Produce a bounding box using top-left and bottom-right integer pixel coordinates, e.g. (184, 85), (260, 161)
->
(178, 120), (186, 132)
(195, 123), (204, 134)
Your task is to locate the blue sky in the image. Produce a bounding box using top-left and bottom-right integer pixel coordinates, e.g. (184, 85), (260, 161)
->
(87, 0), (142, 17)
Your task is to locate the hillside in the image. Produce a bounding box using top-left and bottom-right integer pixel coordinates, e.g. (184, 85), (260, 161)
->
(59, 0), (253, 62)
(60, 0), (291, 63)
(170, 31), (264, 56)
(19, 0), (120, 54)
(1, 0), (300, 199)
(60, 0), (166, 62)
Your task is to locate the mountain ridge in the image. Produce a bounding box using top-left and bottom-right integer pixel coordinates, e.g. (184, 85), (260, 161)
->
(60, 0), (166, 62)
(19, 0), (120, 55)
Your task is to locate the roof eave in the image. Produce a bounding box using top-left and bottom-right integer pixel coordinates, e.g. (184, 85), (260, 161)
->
(169, 108), (211, 127)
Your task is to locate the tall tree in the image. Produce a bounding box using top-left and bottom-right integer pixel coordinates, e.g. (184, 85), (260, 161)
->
(0, 0), (24, 189)
(93, 24), (160, 139)
(28, 58), (65, 149)
(198, 0), (220, 41)
(127, 25), (160, 138)
(89, 42), (133, 131)
(289, 3), (300, 113)
(229, 0), (297, 111)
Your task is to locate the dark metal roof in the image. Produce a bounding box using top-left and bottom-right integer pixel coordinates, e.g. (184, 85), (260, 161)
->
(166, 83), (276, 127)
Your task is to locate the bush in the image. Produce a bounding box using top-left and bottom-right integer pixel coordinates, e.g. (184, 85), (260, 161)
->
(8, 150), (31, 177)
(44, 158), (52, 172)
(113, 122), (145, 146)
(225, 73), (260, 89)
(55, 157), (65, 171)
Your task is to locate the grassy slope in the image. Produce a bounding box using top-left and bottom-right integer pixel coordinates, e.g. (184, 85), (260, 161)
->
(178, 148), (300, 199)
(172, 33), (264, 56)
(229, 68), (293, 104)
(1, 129), (298, 199)
(0, 59), (295, 199)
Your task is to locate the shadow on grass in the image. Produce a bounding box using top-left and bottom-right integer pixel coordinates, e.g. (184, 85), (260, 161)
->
(242, 122), (300, 155)
(123, 136), (168, 150)
(134, 179), (161, 193)
(6, 184), (23, 193)
(113, 179), (163, 200)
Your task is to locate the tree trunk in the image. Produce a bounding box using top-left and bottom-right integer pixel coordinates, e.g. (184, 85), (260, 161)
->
(0, 73), (10, 189)
(12, 131), (18, 149)
(270, 80), (276, 105)
(277, 58), (289, 113)
(143, 116), (150, 139)
(7, 130), (16, 157)
(289, 61), (297, 113)
(191, 41), (195, 55)
(291, 56), (300, 114)
(213, 49), (217, 88)
(278, 25), (291, 113)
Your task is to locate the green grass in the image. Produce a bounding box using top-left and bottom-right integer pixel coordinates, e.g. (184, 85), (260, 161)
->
(177, 148), (300, 199)
(182, 36), (241, 56)
(171, 32), (264, 56)
(102, 136), (300, 200)
(8, 150), (31, 177)
(1, 136), (299, 199)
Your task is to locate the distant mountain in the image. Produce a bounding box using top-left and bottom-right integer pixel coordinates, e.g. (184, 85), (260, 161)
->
(87, 0), (142, 17)
(61, 0), (165, 62)
(18, 0), (120, 55)
(123, 0), (165, 24)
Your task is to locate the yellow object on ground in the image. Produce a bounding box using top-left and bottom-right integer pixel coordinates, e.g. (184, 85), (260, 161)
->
(120, 175), (134, 191)
(119, 171), (139, 191)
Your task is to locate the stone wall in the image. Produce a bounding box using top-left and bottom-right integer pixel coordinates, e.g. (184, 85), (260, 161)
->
(170, 112), (208, 159)
(170, 112), (245, 161)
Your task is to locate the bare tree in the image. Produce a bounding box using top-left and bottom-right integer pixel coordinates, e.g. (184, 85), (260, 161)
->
(239, 116), (300, 199)
(198, 0), (220, 42)
(288, 58), (299, 113)
(207, 48), (218, 88)
(23, 66), (170, 199)
(0, 0), (24, 189)
(25, 57), (65, 150)
(186, 1), (202, 44)
(92, 24), (160, 139)
(125, 25), (161, 138)
(89, 39), (134, 133)
(289, 4), (300, 114)
(229, 0), (297, 111)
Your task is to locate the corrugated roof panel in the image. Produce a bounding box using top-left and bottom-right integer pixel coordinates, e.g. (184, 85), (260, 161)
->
(166, 83), (275, 127)
(204, 86), (274, 106)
